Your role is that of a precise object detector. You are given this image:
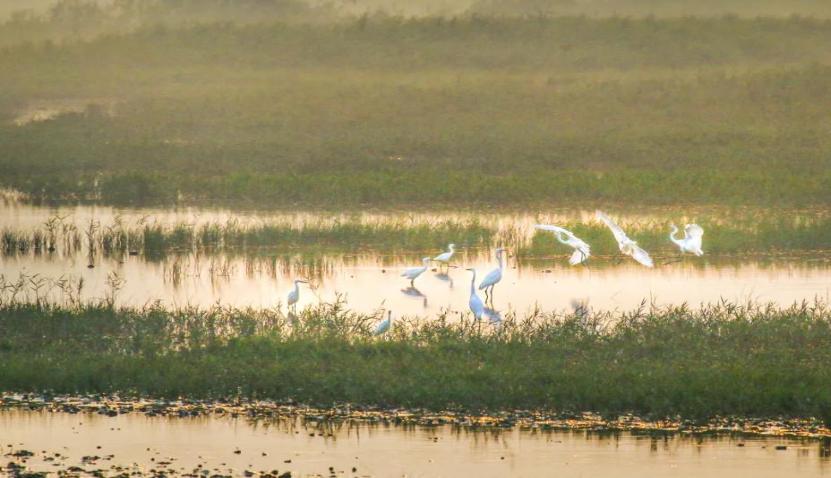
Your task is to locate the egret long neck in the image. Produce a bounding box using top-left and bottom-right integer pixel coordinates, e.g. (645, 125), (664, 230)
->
(469, 272), (476, 294)
(670, 227), (683, 246)
(497, 251), (504, 270)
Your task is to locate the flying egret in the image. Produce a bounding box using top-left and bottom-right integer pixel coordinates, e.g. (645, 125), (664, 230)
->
(401, 257), (431, 286)
(433, 243), (455, 270)
(478, 247), (506, 302)
(534, 225), (591, 265)
(466, 268), (485, 320)
(374, 310), (393, 336)
(287, 279), (308, 309)
(670, 223), (704, 256)
(595, 211), (654, 268)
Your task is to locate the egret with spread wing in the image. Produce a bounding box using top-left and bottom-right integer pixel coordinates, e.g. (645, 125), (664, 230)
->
(595, 211), (654, 267)
(670, 223), (704, 256)
(534, 225), (591, 265)
(478, 247), (506, 302)
(401, 257), (431, 286)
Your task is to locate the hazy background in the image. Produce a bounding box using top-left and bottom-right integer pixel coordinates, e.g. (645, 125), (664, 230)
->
(1, 0), (830, 207)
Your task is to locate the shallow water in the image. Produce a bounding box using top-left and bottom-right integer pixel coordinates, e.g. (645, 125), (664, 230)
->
(2, 200), (831, 315)
(0, 410), (829, 477)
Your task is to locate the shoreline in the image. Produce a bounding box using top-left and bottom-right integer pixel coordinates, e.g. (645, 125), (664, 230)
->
(3, 394), (830, 440)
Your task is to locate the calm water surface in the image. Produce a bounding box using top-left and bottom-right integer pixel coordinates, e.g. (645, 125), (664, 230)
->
(1, 200), (830, 315)
(1, 410), (829, 478)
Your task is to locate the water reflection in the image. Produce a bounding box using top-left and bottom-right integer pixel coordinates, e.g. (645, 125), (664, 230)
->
(2, 250), (831, 315)
(0, 409), (828, 478)
(400, 286), (428, 308)
(433, 271), (455, 288)
(2, 201), (831, 314)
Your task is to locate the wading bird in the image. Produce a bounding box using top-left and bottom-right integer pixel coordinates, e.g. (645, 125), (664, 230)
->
(374, 310), (393, 336)
(433, 243), (455, 270)
(479, 247), (506, 302)
(287, 279), (308, 310)
(670, 223), (704, 256)
(401, 257), (431, 286)
(596, 211), (654, 268)
(534, 225), (591, 265)
(466, 268), (485, 320)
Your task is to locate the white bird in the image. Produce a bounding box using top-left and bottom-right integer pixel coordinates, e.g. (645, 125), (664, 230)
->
(466, 268), (485, 320)
(401, 257), (431, 286)
(670, 223), (704, 256)
(534, 225), (591, 265)
(478, 247), (506, 301)
(374, 310), (393, 336)
(433, 243), (455, 269)
(595, 211), (654, 268)
(287, 279), (308, 309)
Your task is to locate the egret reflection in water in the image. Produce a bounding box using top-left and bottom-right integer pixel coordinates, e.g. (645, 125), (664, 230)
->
(400, 286), (428, 308)
(433, 271), (454, 288)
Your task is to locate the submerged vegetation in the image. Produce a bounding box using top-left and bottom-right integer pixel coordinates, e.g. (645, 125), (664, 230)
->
(1, 8), (831, 207)
(0, 293), (830, 422)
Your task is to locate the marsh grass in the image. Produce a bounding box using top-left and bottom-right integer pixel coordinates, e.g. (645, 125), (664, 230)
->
(2, 16), (831, 208)
(0, 293), (829, 421)
(3, 210), (831, 258)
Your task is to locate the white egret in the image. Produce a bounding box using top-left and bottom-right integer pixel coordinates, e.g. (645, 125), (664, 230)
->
(466, 268), (485, 320)
(595, 211), (654, 268)
(433, 243), (455, 269)
(478, 247), (506, 301)
(534, 225), (591, 265)
(287, 279), (308, 309)
(670, 223), (704, 256)
(401, 257), (431, 286)
(374, 310), (393, 336)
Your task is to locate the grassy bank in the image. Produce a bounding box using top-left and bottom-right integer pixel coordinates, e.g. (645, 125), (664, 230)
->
(1, 299), (830, 422)
(1, 15), (831, 208)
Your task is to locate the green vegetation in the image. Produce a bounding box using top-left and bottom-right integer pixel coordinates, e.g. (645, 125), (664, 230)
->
(0, 216), (494, 257)
(1, 12), (831, 208)
(3, 209), (831, 258)
(1, 297), (830, 422)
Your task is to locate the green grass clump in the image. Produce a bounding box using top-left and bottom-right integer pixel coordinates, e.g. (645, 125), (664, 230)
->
(1, 298), (830, 421)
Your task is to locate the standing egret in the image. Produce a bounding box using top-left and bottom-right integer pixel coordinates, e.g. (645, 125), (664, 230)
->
(374, 310), (393, 336)
(433, 243), (456, 270)
(465, 268), (485, 320)
(401, 257), (431, 286)
(595, 211), (654, 268)
(670, 223), (704, 256)
(478, 247), (506, 302)
(287, 279), (308, 310)
(534, 225), (591, 265)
